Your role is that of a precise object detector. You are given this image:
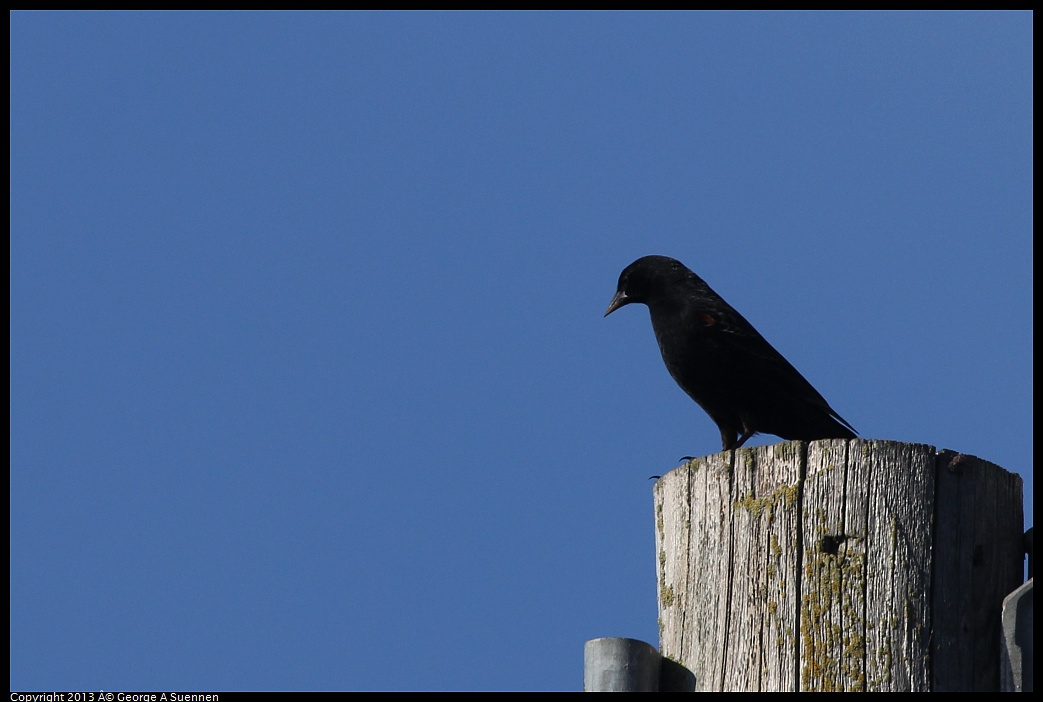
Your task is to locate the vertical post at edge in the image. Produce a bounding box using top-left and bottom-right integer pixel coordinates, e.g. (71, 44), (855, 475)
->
(1000, 579), (1034, 692)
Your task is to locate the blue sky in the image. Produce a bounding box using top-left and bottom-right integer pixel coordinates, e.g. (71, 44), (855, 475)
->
(10, 11), (1032, 692)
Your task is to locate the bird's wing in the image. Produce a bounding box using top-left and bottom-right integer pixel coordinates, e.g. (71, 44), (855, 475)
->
(692, 303), (844, 414)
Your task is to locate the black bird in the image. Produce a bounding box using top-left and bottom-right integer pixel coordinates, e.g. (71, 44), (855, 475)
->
(605, 255), (856, 451)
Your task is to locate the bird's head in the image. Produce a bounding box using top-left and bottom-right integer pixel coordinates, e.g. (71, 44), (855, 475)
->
(605, 255), (690, 316)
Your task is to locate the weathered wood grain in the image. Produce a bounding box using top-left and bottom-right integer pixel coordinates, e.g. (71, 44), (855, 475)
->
(654, 439), (1024, 692)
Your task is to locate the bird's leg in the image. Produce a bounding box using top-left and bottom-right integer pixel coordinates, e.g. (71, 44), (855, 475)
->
(720, 427), (739, 451)
(734, 430), (754, 449)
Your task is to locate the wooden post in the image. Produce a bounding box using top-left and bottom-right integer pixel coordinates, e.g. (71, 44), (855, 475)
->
(653, 439), (1024, 692)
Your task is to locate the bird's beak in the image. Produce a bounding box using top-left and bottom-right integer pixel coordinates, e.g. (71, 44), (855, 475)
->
(604, 290), (629, 317)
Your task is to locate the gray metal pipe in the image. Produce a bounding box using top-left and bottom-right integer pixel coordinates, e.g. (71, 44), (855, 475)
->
(584, 637), (660, 692)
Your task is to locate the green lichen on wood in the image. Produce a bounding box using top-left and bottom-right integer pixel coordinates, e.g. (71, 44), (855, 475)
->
(799, 519), (868, 692)
(734, 479), (802, 520)
(654, 498), (675, 619)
